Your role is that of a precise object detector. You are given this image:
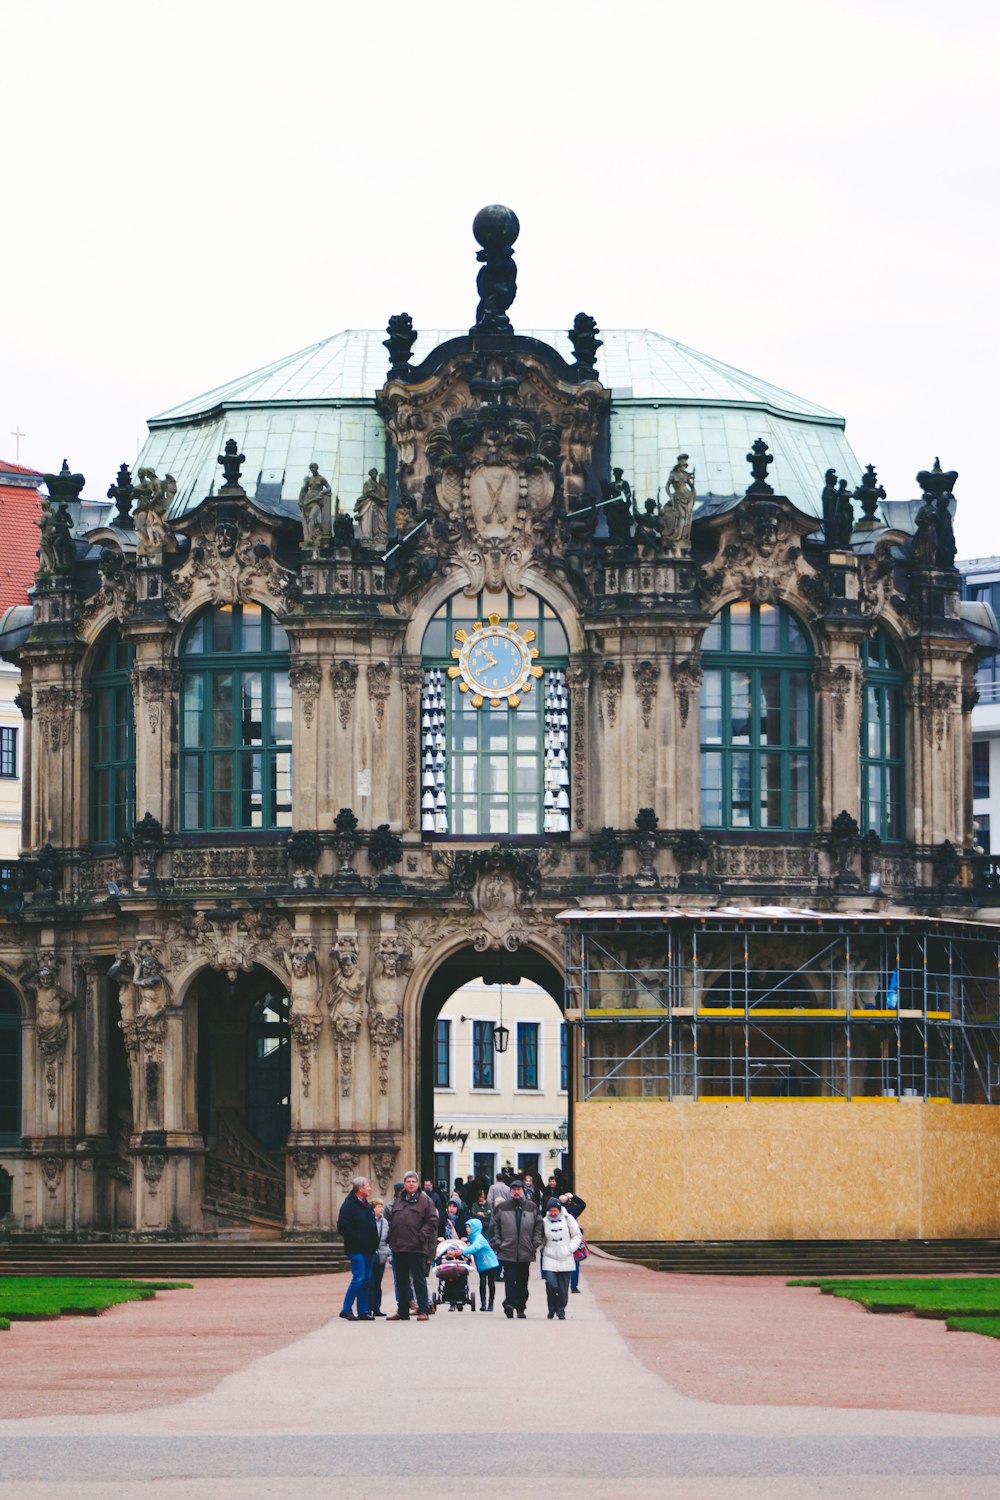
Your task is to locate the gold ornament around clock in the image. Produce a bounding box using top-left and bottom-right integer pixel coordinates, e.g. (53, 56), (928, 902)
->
(446, 612), (543, 709)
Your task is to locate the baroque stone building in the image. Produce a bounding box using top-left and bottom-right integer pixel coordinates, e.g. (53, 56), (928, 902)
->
(1, 206), (999, 1242)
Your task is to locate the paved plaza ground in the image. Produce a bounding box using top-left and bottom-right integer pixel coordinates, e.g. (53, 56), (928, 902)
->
(0, 1252), (998, 1498)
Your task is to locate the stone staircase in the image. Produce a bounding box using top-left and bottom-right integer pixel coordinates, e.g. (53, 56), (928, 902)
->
(594, 1239), (1000, 1276)
(0, 1240), (348, 1279)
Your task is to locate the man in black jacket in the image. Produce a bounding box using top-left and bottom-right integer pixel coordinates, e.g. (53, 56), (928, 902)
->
(336, 1176), (378, 1321)
(489, 1179), (543, 1318)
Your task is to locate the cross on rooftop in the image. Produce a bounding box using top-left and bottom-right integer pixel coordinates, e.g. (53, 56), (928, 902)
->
(9, 426), (25, 463)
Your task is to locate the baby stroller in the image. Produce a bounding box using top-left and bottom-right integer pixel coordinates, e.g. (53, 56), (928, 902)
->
(433, 1242), (476, 1311)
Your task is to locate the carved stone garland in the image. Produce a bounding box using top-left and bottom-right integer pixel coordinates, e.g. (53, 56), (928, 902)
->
(601, 661), (623, 727)
(633, 660), (659, 732)
(402, 665), (425, 830)
(672, 656), (703, 729)
(330, 661), (359, 730)
(367, 661), (391, 728)
(289, 660), (322, 727)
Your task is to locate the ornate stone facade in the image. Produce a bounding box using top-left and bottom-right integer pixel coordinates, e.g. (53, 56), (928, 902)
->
(0, 208), (995, 1243)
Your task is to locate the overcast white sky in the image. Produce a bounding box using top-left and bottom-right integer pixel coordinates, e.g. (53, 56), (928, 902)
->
(3, 0), (997, 553)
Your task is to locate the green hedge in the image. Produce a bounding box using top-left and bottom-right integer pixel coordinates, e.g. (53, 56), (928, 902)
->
(0, 1276), (190, 1329)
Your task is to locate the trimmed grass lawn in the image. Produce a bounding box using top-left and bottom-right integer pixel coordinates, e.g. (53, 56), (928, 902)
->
(0, 1277), (191, 1330)
(789, 1277), (1000, 1340)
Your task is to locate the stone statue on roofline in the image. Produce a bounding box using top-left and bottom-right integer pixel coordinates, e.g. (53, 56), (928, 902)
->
(355, 468), (390, 549)
(133, 469), (177, 553)
(298, 463), (331, 542)
(659, 453), (696, 552)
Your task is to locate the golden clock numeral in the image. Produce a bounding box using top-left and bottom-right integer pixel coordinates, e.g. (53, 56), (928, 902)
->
(523, 629), (536, 643)
(529, 665), (543, 678)
(523, 680), (533, 693)
(471, 693), (483, 707)
(473, 621), (482, 631)
(530, 647), (539, 658)
(508, 621), (518, 631)
(459, 681), (470, 693)
(451, 648), (461, 659)
(508, 694), (520, 708)
(489, 697), (502, 708)
(488, 612), (501, 626)
(454, 629), (468, 643)
(447, 666), (461, 679)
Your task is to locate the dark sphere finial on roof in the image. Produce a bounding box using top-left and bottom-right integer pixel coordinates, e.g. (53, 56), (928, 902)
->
(472, 204), (520, 253)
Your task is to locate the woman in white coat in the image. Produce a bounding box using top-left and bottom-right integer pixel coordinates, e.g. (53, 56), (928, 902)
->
(540, 1198), (582, 1320)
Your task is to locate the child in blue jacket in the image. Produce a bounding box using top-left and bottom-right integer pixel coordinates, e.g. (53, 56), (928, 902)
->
(462, 1216), (500, 1311)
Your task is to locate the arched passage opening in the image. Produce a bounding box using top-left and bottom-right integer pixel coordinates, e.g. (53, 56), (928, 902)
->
(418, 946), (569, 1204)
(195, 963), (289, 1228)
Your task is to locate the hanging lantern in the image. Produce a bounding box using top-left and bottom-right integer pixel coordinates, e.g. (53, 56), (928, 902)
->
(492, 1021), (510, 1054)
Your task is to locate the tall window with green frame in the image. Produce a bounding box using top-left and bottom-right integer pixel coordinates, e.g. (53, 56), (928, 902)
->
(420, 590), (569, 835)
(90, 627), (135, 845)
(860, 630), (904, 841)
(700, 600), (813, 831)
(180, 603), (292, 832)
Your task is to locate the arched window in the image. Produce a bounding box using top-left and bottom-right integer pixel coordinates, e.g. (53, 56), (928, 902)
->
(420, 590), (569, 835)
(700, 601), (813, 831)
(0, 984), (21, 1145)
(90, 628), (135, 844)
(860, 631), (904, 842)
(180, 603), (291, 832)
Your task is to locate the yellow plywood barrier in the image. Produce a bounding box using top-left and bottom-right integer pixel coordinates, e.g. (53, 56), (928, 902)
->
(575, 1098), (1000, 1241)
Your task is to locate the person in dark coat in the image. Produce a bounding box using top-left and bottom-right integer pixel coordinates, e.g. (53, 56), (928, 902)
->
(423, 1177), (446, 1235)
(336, 1175), (378, 1321)
(387, 1171), (439, 1320)
(489, 1179), (544, 1318)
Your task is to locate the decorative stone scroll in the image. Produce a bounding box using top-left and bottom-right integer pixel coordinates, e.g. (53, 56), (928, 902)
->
(672, 656), (703, 729)
(289, 660), (322, 727)
(600, 661), (622, 727)
(367, 661), (391, 727)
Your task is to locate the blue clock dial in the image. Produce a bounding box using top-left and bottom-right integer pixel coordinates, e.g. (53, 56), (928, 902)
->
(448, 614), (542, 708)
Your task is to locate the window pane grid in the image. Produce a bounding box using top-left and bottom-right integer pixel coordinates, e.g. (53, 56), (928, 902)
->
(860, 634), (905, 843)
(700, 603), (813, 832)
(517, 1022), (539, 1090)
(180, 606), (291, 832)
(89, 631), (135, 845)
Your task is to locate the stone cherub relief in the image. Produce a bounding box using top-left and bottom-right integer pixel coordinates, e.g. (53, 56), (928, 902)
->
(368, 940), (411, 1096)
(354, 469), (390, 550)
(328, 937), (367, 1098)
(281, 938), (322, 1097)
(19, 954), (76, 1109)
(298, 464), (332, 543)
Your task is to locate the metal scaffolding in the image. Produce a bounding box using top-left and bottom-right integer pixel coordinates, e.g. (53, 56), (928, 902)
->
(560, 910), (1000, 1106)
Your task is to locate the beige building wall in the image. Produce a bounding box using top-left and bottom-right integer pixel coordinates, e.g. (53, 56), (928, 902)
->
(0, 663), (22, 862)
(432, 978), (568, 1190)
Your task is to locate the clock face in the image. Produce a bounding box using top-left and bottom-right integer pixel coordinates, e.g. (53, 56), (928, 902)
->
(446, 613), (543, 708)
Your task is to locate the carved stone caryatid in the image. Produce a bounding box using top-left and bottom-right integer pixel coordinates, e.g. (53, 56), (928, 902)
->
(133, 468), (178, 552)
(633, 660), (659, 731)
(328, 937), (367, 1098)
(368, 940), (410, 1095)
(20, 954), (75, 1110)
(659, 454), (696, 553)
(289, 659), (322, 727)
(292, 1148), (321, 1192)
(298, 463), (331, 543)
(367, 661), (391, 727)
(281, 938), (323, 1098)
(858, 538), (897, 620)
(82, 546), (137, 624)
(108, 948), (141, 1059)
(601, 661), (623, 727)
(130, 940), (172, 1063)
(354, 469), (390, 550)
(134, 662), (180, 734)
(33, 687), (76, 752)
(672, 655), (703, 729)
(331, 660), (359, 730)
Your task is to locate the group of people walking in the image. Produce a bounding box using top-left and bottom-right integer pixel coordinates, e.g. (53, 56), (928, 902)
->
(336, 1168), (587, 1323)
